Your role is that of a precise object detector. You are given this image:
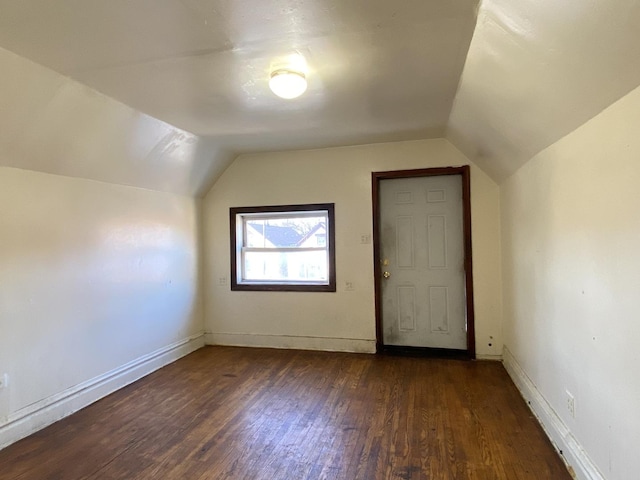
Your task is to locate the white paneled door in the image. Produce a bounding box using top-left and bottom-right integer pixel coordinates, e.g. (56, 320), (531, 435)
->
(379, 174), (467, 349)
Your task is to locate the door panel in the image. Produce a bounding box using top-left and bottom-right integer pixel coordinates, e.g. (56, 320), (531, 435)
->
(379, 174), (466, 349)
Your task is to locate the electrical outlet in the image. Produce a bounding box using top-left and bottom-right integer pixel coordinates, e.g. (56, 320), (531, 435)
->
(345, 281), (355, 291)
(218, 276), (228, 286)
(0, 373), (8, 389)
(566, 390), (575, 418)
(360, 234), (371, 244)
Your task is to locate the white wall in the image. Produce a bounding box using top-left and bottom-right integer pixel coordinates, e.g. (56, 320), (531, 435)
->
(203, 139), (502, 356)
(501, 85), (640, 479)
(0, 167), (204, 448)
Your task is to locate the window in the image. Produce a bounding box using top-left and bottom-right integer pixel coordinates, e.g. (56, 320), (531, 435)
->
(230, 204), (336, 292)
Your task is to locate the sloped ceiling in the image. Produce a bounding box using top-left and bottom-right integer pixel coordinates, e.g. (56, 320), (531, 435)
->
(448, 0), (640, 182)
(0, 0), (639, 195)
(0, 48), (233, 196)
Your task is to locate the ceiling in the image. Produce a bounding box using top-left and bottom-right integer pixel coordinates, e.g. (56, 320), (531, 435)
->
(0, 0), (639, 194)
(449, 0), (640, 181)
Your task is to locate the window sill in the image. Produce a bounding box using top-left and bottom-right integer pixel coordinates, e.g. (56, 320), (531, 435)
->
(231, 282), (336, 292)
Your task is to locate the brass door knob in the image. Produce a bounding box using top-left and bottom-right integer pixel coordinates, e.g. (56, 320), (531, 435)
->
(383, 271), (391, 279)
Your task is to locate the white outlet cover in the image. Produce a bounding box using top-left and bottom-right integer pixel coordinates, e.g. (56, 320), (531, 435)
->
(566, 390), (575, 418)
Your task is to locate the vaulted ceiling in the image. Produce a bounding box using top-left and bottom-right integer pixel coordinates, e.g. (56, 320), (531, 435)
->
(0, 0), (639, 195)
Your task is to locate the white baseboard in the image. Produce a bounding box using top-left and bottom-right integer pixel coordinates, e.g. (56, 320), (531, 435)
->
(475, 353), (502, 361)
(0, 333), (205, 451)
(502, 346), (604, 480)
(205, 332), (376, 354)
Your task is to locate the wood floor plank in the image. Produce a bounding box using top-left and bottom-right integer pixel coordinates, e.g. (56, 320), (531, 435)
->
(0, 346), (572, 480)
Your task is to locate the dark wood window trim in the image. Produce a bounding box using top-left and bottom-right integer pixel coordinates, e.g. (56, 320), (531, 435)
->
(371, 166), (476, 358)
(230, 203), (336, 292)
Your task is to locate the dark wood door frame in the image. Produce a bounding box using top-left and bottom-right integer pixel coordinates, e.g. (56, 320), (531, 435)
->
(371, 166), (476, 358)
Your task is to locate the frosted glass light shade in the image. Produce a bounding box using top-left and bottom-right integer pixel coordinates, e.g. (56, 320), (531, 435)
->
(269, 70), (307, 99)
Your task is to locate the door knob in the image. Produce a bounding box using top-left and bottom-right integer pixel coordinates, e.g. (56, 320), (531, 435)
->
(383, 271), (391, 279)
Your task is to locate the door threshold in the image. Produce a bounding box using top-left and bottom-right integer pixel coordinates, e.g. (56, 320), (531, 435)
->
(379, 345), (471, 360)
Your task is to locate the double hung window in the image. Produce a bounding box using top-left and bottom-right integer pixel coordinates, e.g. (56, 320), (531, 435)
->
(230, 204), (336, 292)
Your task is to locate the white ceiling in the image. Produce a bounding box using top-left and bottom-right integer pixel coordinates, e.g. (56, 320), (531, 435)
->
(0, 0), (639, 194)
(449, 0), (640, 181)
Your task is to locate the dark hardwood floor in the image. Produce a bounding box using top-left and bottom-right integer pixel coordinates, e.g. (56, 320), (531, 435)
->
(0, 346), (571, 479)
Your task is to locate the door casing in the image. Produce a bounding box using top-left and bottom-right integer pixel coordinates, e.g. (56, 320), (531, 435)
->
(372, 166), (476, 358)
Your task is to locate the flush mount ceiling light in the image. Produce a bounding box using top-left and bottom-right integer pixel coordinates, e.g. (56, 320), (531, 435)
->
(269, 69), (307, 99)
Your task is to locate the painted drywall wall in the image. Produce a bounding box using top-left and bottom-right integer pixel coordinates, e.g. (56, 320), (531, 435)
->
(0, 167), (204, 447)
(501, 84), (640, 479)
(203, 139), (502, 356)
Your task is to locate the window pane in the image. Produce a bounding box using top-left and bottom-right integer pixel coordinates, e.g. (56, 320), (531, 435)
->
(245, 216), (326, 248)
(230, 203), (336, 292)
(244, 250), (328, 282)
